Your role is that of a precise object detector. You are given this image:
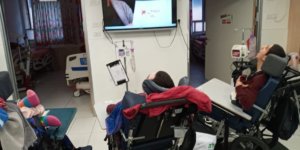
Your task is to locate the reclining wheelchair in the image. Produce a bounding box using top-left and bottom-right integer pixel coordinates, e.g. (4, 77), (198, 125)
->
(105, 54), (300, 150)
(105, 77), (215, 150)
(199, 54), (300, 150)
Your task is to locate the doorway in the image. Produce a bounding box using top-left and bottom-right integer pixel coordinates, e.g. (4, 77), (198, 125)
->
(189, 0), (206, 87)
(1, 0), (88, 106)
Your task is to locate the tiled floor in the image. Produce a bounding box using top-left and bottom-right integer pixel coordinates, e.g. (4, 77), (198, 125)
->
(33, 70), (300, 150)
(32, 71), (107, 149)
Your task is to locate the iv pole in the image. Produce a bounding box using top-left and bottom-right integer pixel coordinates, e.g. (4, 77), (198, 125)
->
(122, 40), (129, 92)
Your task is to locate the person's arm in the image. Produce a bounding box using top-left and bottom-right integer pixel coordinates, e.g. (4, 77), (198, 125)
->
(235, 73), (267, 110)
(235, 76), (249, 87)
(123, 2), (133, 24)
(112, 0), (133, 25)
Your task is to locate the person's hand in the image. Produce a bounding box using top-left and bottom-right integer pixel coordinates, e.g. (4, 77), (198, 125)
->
(235, 76), (243, 87)
(236, 76), (249, 87)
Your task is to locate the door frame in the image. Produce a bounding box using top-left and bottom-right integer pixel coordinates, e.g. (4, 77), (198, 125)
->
(0, 1), (19, 99)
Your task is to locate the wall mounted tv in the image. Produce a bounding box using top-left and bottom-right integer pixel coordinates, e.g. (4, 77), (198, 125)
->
(102, 0), (177, 31)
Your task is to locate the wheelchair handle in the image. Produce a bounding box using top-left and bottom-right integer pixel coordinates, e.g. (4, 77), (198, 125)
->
(140, 98), (188, 109)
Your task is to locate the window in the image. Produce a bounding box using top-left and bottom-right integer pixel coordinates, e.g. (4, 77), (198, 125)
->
(25, 0), (64, 44)
(191, 0), (205, 34)
(26, 0), (34, 29)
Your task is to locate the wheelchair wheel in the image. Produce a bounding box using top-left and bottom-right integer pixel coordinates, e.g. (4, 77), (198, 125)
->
(231, 135), (270, 150)
(259, 127), (279, 148)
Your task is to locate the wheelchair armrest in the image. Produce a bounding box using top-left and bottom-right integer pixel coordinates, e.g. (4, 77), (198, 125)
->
(252, 104), (268, 115)
(140, 98), (187, 109)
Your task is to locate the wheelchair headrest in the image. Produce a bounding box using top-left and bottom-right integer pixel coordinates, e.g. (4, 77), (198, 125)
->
(262, 54), (288, 78)
(178, 76), (189, 86)
(142, 76), (189, 94)
(0, 71), (13, 100)
(142, 80), (169, 94)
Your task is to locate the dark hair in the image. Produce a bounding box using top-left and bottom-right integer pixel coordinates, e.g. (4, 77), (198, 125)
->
(267, 44), (286, 58)
(152, 71), (175, 88)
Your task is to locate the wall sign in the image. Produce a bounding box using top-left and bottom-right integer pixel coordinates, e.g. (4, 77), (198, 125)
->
(220, 14), (233, 24)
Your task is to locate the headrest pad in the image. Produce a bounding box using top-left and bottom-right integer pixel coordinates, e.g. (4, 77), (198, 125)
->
(142, 80), (169, 94)
(142, 76), (190, 94)
(178, 76), (189, 86)
(262, 54), (288, 78)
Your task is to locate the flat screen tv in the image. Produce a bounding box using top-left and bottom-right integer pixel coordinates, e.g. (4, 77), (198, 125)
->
(102, 0), (177, 31)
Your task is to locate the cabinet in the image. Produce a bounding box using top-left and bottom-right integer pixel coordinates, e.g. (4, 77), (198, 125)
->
(287, 0), (300, 53)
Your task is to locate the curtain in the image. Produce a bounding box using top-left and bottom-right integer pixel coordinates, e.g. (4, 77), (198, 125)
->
(32, 0), (64, 46)
(60, 0), (83, 44)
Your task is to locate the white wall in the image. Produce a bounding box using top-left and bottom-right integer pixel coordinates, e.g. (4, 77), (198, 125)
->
(81, 0), (189, 105)
(0, 18), (8, 71)
(205, 0), (254, 83)
(260, 0), (290, 50)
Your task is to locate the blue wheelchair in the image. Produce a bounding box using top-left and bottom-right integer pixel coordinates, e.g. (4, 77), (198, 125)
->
(204, 54), (300, 150)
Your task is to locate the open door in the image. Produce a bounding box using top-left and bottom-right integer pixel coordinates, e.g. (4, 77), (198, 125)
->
(0, 1), (19, 99)
(205, 0), (256, 83)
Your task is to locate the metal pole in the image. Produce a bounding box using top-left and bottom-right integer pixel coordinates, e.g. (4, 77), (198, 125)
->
(256, 0), (263, 51)
(124, 57), (128, 92)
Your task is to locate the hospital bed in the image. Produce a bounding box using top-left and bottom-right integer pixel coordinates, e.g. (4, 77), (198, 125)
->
(11, 40), (54, 92)
(65, 53), (90, 97)
(198, 54), (300, 150)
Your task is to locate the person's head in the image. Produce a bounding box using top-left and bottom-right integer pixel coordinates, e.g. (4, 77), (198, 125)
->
(147, 71), (175, 88)
(256, 44), (286, 62)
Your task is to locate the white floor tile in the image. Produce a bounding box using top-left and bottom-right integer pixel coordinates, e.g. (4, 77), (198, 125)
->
(93, 119), (106, 133)
(68, 117), (96, 135)
(67, 133), (91, 148)
(280, 126), (300, 149)
(66, 95), (95, 119)
(89, 119), (108, 150)
(88, 132), (108, 150)
(94, 101), (111, 129)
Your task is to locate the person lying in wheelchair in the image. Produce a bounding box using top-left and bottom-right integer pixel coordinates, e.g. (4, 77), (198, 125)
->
(204, 44), (299, 150)
(106, 71), (176, 114)
(233, 44), (286, 110)
(105, 71), (212, 150)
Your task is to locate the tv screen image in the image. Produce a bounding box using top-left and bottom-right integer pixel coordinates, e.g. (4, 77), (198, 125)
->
(102, 0), (177, 31)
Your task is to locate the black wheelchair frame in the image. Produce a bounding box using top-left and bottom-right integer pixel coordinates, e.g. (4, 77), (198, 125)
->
(213, 57), (300, 150)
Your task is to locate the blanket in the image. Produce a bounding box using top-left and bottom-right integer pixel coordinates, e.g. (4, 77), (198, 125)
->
(123, 86), (212, 119)
(0, 103), (37, 150)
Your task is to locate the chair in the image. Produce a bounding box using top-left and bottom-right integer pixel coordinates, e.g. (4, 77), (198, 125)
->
(246, 53), (288, 124)
(106, 77), (212, 150)
(207, 54), (289, 150)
